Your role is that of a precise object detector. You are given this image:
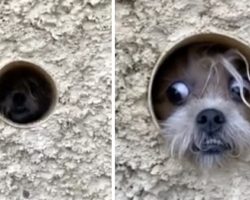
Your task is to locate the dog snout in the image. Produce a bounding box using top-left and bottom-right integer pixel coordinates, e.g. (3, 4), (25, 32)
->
(12, 92), (26, 106)
(196, 109), (225, 133)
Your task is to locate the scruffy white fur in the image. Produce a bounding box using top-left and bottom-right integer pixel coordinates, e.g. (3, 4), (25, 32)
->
(161, 96), (250, 168)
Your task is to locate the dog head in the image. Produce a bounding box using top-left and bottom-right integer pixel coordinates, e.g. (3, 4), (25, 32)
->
(0, 68), (51, 124)
(152, 44), (250, 168)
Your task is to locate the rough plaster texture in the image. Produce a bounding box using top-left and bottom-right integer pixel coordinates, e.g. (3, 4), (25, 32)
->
(116, 1), (250, 200)
(0, 0), (111, 199)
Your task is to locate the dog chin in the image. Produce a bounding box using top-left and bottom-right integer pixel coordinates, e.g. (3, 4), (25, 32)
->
(8, 112), (30, 123)
(195, 153), (226, 169)
(7, 108), (38, 123)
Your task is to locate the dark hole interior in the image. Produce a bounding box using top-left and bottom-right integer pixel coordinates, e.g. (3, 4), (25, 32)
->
(0, 62), (55, 124)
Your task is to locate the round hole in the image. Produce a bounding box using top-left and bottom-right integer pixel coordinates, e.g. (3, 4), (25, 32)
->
(0, 60), (57, 126)
(148, 33), (250, 128)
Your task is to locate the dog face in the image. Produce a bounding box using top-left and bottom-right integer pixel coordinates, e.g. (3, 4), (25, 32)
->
(0, 68), (51, 124)
(152, 44), (250, 168)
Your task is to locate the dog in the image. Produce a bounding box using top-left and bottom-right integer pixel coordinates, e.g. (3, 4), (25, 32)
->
(152, 44), (250, 168)
(0, 67), (52, 124)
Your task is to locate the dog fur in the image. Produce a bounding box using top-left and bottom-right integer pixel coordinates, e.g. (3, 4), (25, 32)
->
(152, 44), (250, 168)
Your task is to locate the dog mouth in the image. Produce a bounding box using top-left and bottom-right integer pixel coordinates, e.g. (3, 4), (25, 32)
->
(7, 107), (32, 123)
(12, 107), (29, 114)
(192, 138), (231, 155)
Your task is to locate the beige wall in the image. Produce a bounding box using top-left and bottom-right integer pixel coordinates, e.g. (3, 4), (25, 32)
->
(116, 0), (250, 199)
(0, 0), (111, 199)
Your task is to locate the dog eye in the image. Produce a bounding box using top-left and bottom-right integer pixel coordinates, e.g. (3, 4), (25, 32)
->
(166, 81), (190, 105)
(229, 79), (249, 102)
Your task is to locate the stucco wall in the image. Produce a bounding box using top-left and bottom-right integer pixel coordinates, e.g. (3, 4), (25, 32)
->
(0, 0), (111, 199)
(116, 1), (250, 200)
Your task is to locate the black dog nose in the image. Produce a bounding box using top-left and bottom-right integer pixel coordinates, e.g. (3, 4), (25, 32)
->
(196, 109), (225, 133)
(13, 92), (26, 106)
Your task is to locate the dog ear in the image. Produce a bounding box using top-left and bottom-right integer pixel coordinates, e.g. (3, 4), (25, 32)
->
(26, 78), (39, 96)
(24, 77), (48, 99)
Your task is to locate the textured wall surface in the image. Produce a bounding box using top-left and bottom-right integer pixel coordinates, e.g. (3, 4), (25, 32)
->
(0, 0), (111, 199)
(116, 1), (250, 200)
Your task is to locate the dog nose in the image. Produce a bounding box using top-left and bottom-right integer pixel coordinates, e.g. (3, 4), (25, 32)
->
(13, 92), (26, 106)
(196, 109), (225, 133)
